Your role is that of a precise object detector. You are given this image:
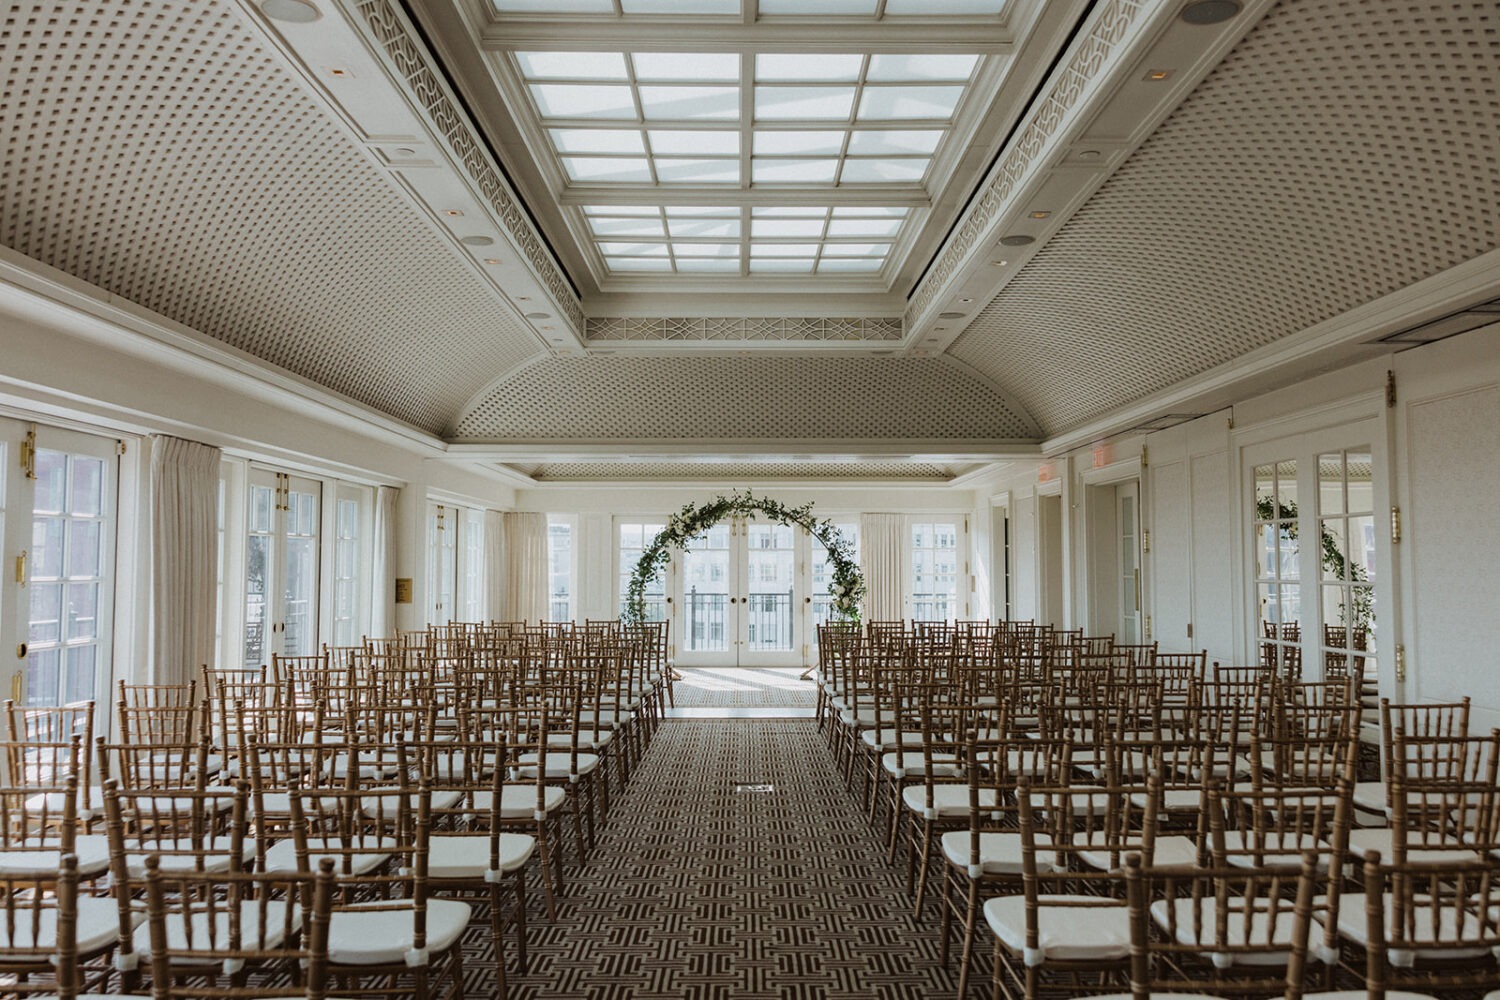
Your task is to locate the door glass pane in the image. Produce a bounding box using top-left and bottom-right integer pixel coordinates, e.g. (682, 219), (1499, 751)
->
(618, 522), (667, 622)
(245, 485), (273, 667)
(812, 522), (858, 646)
(27, 445), (110, 705)
(683, 524), (730, 652)
(283, 486), (319, 654)
(911, 521), (958, 622)
(1253, 460), (1300, 676)
(548, 520), (572, 623)
(333, 498), (360, 647)
(745, 524), (794, 652)
(1316, 448), (1376, 686)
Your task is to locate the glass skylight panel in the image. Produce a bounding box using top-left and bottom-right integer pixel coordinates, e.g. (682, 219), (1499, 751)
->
(857, 86), (965, 120)
(840, 158), (929, 182)
(493, 0), (614, 12)
(831, 206), (907, 217)
(668, 216), (740, 237)
(753, 244), (819, 258)
(584, 204), (659, 216)
(751, 217), (825, 238)
(753, 131), (846, 156)
(621, 0), (738, 13)
(754, 206), (829, 217)
(755, 54), (863, 82)
(606, 257), (673, 272)
(757, 0), (878, 12)
(516, 52), (628, 81)
(648, 130), (739, 156)
(671, 243), (738, 257)
(675, 258), (742, 273)
(845, 130), (943, 155)
(550, 129), (647, 154)
(588, 216), (666, 237)
(639, 86), (739, 120)
(598, 242), (669, 256)
(883, 0), (1004, 13)
(866, 54), (978, 82)
(530, 84), (636, 119)
(563, 157), (654, 182)
(750, 258), (815, 273)
(755, 86), (857, 121)
(817, 257), (885, 272)
(820, 242), (888, 257)
(654, 159), (741, 183)
(667, 206), (739, 216)
(632, 52), (740, 82)
(752, 158), (839, 184)
(827, 217), (902, 237)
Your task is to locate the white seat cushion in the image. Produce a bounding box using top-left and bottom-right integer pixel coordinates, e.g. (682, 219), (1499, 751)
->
(1150, 896), (1316, 966)
(516, 752), (600, 779)
(261, 836), (396, 876)
(1079, 835), (1199, 872)
(1129, 788), (1201, 813)
(131, 900), (293, 963)
(861, 728), (923, 751)
(1216, 829), (1331, 868)
(1303, 993), (1439, 999)
(1352, 780), (1389, 814)
(1336, 892), (1498, 964)
(0, 834), (111, 877)
(326, 898), (471, 966)
(122, 838), (259, 878)
(984, 894), (1131, 963)
(24, 786), (105, 821)
(470, 784), (568, 819)
(881, 751), (959, 778)
(901, 784), (997, 818)
(1347, 826), (1478, 865)
(358, 787), (464, 817)
(941, 830), (1056, 875)
(0, 896), (137, 955)
(427, 833), (535, 878)
(547, 731), (614, 750)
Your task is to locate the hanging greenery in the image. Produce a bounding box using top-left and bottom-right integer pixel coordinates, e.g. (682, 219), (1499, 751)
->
(622, 491), (864, 626)
(1255, 496), (1374, 628)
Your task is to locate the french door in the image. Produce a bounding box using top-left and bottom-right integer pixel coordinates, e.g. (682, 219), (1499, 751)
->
(678, 518), (800, 667)
(243, 468), (320, 667)
(0, 419), (118, 706)
(1117, 482), (1142, 644)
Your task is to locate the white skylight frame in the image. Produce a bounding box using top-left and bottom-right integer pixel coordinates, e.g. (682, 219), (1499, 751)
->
(478, 0), (1022, 287)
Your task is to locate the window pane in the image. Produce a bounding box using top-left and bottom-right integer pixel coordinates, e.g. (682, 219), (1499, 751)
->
(530, 84), (637, 119)
(69, 457), (104, 516)
(516, 51), (628, 80)
(34, 450), (66, 514)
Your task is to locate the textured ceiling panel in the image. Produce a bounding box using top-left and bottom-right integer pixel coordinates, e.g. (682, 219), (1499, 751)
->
(0, 0), (541, 434)
(456, 355), (1037, 440)
(951, 0), (1500, 436)
(530, 462), (958, 481)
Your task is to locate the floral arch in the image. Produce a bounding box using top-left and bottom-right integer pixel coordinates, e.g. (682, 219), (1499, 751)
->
(622, 491), (864, 625)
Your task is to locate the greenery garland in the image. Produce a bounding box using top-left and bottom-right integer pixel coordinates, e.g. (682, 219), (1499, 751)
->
(622, 491), (865, 625)
(1255, 496), (1374, 628)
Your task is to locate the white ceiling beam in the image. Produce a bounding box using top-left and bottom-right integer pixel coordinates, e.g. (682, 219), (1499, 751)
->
(559, 187), (930, 207)
(441, 439), (1042, 462)
(478, 22), (1018, 53)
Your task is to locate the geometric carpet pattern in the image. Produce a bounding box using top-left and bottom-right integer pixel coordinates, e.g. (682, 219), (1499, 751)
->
(668, 668), (818, 708)
(467, 720), (957, 998)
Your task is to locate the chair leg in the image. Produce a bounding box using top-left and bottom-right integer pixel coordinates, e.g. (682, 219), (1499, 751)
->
(489, 883), (509, 1000)
(913, 821), (935, 917)
(515, 870), (530, 975)
(957, 880), (980, 999)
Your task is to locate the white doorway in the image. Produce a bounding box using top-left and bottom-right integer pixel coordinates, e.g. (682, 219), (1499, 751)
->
(678, 518), (801, 668)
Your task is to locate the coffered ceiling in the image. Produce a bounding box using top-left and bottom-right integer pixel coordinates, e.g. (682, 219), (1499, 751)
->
(1, 0), (1496, 486)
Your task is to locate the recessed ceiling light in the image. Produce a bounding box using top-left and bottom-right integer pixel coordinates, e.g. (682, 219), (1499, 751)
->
(991, 259), (1009, 267)
(959, 298), (973, 304)
(461, 236), (493, 246)
(516, 296), (530, 301)
(329, 68), (351, 78)
(999, 235), (1035, 246)
(444, 210), (463, 217)
(1029, 211), (1052, 220)
(483, 258), (501, 265)
(1180, 0), (1241, 25)
(1077, 149), (1102, 160)
(938, 311), (965, 319)
(1143, 69), (1173, 82)
(261, 0), (320, 22)
(525, 312), (551, 320)
(395, 147), (417, 157)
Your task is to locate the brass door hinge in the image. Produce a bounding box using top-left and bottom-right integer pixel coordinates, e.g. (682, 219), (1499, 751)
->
(14, 550), (26, 587)
(1390, 506), (1402, 544)
(20, 425), (36, 479)
(1395, 644), (1407, 683)
(1386, 370), (1397, 408)
(1142, 530), (1151, 553)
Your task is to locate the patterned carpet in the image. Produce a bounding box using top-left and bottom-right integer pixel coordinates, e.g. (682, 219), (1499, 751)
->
(467, 720), (955, 999)
(669, 667), (817, 708)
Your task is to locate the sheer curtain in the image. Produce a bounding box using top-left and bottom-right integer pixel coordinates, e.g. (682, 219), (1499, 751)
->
(501, 511), (549, 623)
(369, 485), (398, 639)
(484, 509), (505, 621)
(150, 435), (221, 686)
(859, 513), (906, 622)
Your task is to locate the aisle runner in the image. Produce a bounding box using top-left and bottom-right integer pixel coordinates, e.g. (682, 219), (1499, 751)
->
(482, 720), (953, 999)
(670, 667), (817, 708)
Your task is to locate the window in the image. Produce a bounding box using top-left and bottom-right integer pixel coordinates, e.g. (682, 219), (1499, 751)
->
(618, 521), (667, 621)
(1253, 460), (1301, 675)
(332, 495), (361, 646)
(547, 517), (573, 622)
(244, 469), (321, 666)
(811, 521), (859, 645)
(459, 509), (485, 622)
(910, 520), (959, 622)
(1317, 450), (1376, 683)
(427, 504), (457, 625)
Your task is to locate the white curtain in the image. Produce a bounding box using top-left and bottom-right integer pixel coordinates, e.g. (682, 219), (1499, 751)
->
(150, 436), (221, 686)
(500, 511), (549, 623)
(484, 509), (505, 622)
(859, 513), (906, 622)
(369, 485), (398, 639)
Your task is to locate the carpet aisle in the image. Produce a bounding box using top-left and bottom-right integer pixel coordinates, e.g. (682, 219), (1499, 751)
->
(481, 718), (956, 999)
